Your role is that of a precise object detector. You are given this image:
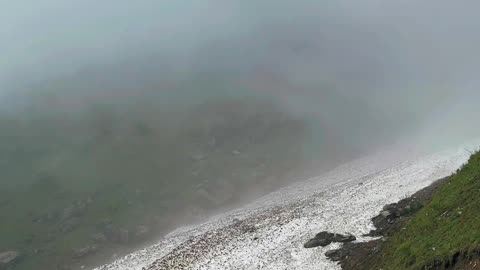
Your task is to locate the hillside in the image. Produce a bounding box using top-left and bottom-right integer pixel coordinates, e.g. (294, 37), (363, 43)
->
(358, 151), (480, 269)
(0, 97), (310, 270)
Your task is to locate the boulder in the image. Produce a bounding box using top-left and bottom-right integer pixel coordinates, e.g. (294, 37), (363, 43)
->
(0, 251), (20, 268)
(304, 232), (335, 248)
(380, 210), (391, 217)
(332, 234), (356, 243)
(325, 249), (345, 261)
(304, 231), (356, 248)
(324, 242), (361, 262)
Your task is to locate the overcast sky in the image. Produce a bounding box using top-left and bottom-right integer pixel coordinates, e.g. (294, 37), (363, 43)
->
(2, 1), (479, 84)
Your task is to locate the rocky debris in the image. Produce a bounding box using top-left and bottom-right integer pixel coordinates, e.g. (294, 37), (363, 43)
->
(304, 232), (334, 248)
(332, 234), (356, 243)
(231, 218), (257, 234)
(324, 240), (383, 268)
(241, 224), (257, 234)
(73, 245), (98, 259)
(0, 251), (20, 268)
(325, 249), (345, 261)
(145, 205), (295, 270)
(324, 178), (449, 269)
(366, 178), (448, 237)
(373, 201), (418, 228)
(304, 231), (356, 248)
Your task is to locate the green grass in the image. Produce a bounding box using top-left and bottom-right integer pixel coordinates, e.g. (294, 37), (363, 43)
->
(371, 151), (480, 269)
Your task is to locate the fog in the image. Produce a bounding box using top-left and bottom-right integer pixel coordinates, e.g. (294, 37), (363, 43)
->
(1, 1), (480, 269)
(2, 1), (480, 144)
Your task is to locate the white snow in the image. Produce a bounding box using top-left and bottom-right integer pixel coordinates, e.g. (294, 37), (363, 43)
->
(94, 141), (480, 270)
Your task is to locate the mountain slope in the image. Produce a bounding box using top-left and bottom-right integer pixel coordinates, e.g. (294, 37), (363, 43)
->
(365, 150), (480, 269)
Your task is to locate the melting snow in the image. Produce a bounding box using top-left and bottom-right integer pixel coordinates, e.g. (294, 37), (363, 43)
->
(95, 141), (479, 270)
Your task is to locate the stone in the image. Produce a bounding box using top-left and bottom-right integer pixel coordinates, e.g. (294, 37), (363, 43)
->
(0, 251), (20, 266)
(304, 232), (334, 248)
(304, 231), (356, 248)
(380, 210), (391, 217)
(332, 234), (356, 243)
(325, 249), (345, 261)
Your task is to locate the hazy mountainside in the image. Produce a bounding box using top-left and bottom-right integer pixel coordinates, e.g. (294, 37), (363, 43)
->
(0, 55), (419, 269)
(2, 1), (480, 270)
(0, 95), (313, 270)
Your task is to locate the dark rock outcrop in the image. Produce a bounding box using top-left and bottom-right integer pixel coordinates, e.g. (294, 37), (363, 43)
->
(304, 231), (356, 248)
(325, 240), (383, 268)
(323, 178), (449, 269)
(333, 234), (357, 243)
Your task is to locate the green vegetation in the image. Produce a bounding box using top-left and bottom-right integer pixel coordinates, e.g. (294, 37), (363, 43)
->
(371, 151), (480, 269)
(0, 97), (309, 270)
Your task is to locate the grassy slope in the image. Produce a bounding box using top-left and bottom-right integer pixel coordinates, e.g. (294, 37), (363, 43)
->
(371, 151), (480, 269)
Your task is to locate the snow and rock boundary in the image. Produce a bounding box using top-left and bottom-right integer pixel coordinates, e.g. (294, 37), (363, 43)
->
(95, 142), (479, 270)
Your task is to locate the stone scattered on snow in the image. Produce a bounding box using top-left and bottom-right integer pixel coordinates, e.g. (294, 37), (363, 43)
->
(93, 141), (479, 270)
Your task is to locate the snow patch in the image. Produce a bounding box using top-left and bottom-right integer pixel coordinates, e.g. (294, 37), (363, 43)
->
(95, 141), (479, 270)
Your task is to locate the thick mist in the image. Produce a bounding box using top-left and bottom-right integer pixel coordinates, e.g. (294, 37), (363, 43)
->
(2, 0), (480, 148)
(1, 1), (480, 269)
